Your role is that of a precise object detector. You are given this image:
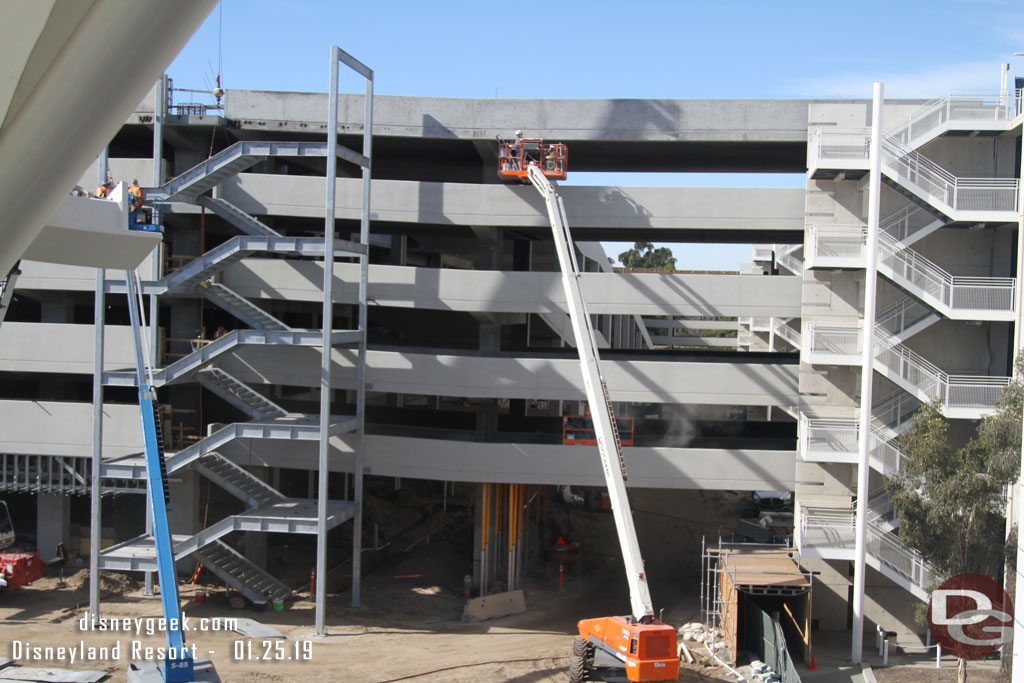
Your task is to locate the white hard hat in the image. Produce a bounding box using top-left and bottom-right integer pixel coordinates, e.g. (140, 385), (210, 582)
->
(515, 130), (522, 136)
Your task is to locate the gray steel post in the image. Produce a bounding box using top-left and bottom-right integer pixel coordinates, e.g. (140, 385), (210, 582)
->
(315, 47), (340, 638)
(144, 74), (167, 597)
(89, 268), (105, 619)
(851, 81), (884, 664)
(98, 148), (109, 186)
(351, 62), (373, 610)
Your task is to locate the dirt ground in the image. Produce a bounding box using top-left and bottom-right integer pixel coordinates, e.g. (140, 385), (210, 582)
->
(0, 487), (985, 682)
(0, 556), (722, 683)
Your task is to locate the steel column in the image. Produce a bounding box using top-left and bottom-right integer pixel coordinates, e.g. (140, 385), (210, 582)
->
(89, 268), (105, 618)
(852, 82), (884, 664)
(315, 48), (340, 638)
(352, 56), (373, 610)
(144, 75), (167, 597)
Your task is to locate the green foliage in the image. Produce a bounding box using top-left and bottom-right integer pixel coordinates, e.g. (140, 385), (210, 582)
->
(617, 241), (676, 271)
(886, 360), (1023, 581)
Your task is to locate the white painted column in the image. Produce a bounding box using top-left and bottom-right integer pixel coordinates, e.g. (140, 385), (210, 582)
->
(1010, 98), (1024, 683)
(851, 82), (884, 664)
(315, 47), (340, 638)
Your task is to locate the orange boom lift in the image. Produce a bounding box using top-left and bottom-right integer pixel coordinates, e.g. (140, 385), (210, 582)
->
(503, 143), (678, 682)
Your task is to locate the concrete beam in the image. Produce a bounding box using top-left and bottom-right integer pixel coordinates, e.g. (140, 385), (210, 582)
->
(223, 262), (803, 318)
(217, 174), (805, 240)
(223, 434), (797, 491)
(216, 347), (799, 406)
(225, 91), (817, 144)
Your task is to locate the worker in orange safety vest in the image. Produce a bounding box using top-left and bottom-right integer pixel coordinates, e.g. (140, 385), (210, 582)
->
(128, 179), (143, 209)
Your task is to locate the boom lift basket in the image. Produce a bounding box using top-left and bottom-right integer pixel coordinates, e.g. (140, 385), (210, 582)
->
(498, 139), (567, 181)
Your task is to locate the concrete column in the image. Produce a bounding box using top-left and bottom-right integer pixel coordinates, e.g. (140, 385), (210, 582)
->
(168, 469), (199, 574)
(477, 324), (500, 440)
(245, 533), (268, 570)
(37, 494), (70, 563)
(388, 234), (407, 266)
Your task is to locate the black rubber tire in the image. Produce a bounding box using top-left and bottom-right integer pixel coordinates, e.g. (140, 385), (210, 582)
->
(568, 654), (586, 683)
(572, 636), (587, 658)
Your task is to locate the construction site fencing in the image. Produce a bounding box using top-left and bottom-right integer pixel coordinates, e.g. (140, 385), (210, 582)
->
(746, 606), (802, 683)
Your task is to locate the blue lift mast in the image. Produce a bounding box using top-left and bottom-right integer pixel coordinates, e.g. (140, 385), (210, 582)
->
(124, 271), (195, 682)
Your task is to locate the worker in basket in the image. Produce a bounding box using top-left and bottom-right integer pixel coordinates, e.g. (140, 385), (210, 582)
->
(506, 129), (525, 170)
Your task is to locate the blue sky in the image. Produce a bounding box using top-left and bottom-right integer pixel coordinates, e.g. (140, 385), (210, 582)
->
(167, 0), (1024, 269)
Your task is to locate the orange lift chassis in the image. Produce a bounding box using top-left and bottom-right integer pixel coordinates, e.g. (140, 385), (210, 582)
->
(504, 148), (679, 681)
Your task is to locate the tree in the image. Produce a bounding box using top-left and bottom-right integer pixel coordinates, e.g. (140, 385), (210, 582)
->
(886, 361), (1022, 683)
(617, 241), (676, 271)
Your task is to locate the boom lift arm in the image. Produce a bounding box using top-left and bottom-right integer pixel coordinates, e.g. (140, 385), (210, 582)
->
(527, 165), (653, 621)
(526, 165), (678, 682)
(123, 271), (199, 683)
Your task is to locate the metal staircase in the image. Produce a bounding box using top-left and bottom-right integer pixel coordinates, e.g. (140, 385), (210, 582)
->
(194, 540), (292, 603)
(886, 90), (1021, 151)
(195, 453), (286, 509)
(198, 196), (281, 237)
(196, 367), (289, 420)
(800, 507), (931, 601)
(102, 414), (359, 480)
(103, 328), (345, 388)
(877, 226), (1015, 320)
(873, 327), (1009, 418)
(148, 141), (331, 202)
(806, 222), (1015, 320)
(876, 297), (940, 343)
(99, 499), (354, 569)
(879, 205), (945, 248)
(809, 127), (1020, 222)
(199, 281), (291, 330)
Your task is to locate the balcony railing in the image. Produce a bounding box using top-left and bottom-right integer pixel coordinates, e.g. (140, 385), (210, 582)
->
(801, 417), (860, 459)
(887, 90), (1023, 148)
(801, 506), (933, 594)
(805, 321), (861, 357)
(799, 413), (905, 472)
(807, 224), (866, 262)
